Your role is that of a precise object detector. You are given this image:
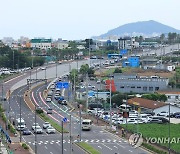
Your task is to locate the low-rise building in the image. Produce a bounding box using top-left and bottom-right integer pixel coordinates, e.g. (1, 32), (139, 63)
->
(127, 97), (180, 115)
(114, 73), (169, 93)
(30, 39), (52, 50)
(158, 91), (180, 104)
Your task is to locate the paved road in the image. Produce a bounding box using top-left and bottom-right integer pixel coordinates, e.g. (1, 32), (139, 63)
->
(10, 85), (85, 154)
(31, 81), (148, 154)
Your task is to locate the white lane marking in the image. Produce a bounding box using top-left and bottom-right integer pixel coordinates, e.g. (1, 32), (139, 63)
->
(64, 149), (67, 151)
(116, 144), (125, 148)
(129, 150), (133, 153)
(90, 140), (94, 143)
(50, 152), (53, 154)
(102, 143), (112, 150)
(45, 146), (48, 149)
(113, 146), (118, 149)
(96, 140), (100, 143)
(98, 146), (102, 149)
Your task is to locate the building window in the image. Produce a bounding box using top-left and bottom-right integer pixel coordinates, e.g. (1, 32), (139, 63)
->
(120, 86), (124, 88)
(131, 86), (135, 88)
(137, 86), (141, 89)
(155, 87), (159, 91)
(149, 87), (153, 91)
(143, 87), (147, 91)
(175, 96), (178, 99)
(168, 96), (171, 99)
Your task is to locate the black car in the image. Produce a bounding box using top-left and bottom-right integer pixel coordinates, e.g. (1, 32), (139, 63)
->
(169, 112), (180, 118)
(23, 129), (31, 135)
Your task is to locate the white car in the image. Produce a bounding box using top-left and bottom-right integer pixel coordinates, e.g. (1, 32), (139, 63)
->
(46, 126), (56, 134)
(128, 120), (137, 124)
(32, 123), (40, 130)
(34, 126), (43, 134)
(46, 97), (52, 103)
(157, 111), (169, 117)
(43, 122), (51, 129)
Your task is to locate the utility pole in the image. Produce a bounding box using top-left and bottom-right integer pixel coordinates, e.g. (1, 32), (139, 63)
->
(89, 39), (91, 67)
(79, 105), (82, 142)
(19, 96), (22, 142)
(69, 115), (72, 153)
(96, 89), (99, 124)
(73, 71), (76, 101)
(13, 50), (15, 70)
(56, 50), (58, 78)
(36, 69), (37, 83)
(168, 102), (171, 154)
(86, 73), (88, 113)
(35, 105), (37, 154)
(62, 121), (64, 154)
(109, 78), (112, 131)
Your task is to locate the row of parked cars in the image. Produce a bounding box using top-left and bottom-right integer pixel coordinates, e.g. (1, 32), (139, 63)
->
(89, 109), (171, 125)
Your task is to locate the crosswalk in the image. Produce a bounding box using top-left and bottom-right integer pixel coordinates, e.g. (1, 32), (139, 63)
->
(27, 139), (127, 145)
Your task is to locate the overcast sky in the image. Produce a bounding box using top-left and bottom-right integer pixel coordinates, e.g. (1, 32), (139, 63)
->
(0, 0), (179, 40)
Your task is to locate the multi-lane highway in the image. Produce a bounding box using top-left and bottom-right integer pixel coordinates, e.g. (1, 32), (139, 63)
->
(28, 80), (148, 154)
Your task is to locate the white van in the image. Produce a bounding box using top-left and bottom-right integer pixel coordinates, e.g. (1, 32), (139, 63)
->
(82, 119), (92, 130)
(16, 118), (26, 131)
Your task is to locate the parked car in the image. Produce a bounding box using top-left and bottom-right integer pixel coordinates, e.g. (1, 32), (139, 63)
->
(43, 122), (51, 129)
(23, 129), (31, 135)
(157, 111), (169, 117)
(46, 126), (56, 134)
(175, 114), (180, 118)
(169, 112), (180, 118)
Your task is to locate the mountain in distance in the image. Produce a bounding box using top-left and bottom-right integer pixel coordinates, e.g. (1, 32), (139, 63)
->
(95, 20), (180, 39)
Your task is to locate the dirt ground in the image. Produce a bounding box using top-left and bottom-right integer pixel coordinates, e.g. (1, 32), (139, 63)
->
(95, 67), (174, 78)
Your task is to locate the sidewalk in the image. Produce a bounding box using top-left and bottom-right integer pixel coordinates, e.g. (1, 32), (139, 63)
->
(0, 142), (8, 154)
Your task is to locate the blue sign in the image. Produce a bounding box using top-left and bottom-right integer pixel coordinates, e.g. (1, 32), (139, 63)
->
(63, 117), (67, 123)
(104, 116), (108, 120)
(56, 82), (69, 89)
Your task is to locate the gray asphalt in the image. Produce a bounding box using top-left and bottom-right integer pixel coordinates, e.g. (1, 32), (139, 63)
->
(31, 81), (148, 154)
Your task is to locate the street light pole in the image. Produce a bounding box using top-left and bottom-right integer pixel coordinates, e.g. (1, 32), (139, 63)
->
(62, 120), (64, 154)
(110, 78), (112, 131)
(168, 102), (171, 154)
(19, 96), (22, 142)
(35, 105), (37, 154)
(69, 114), (72, 154)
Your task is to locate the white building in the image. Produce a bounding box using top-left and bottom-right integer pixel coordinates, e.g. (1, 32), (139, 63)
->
(158, 91), (180, 104)
(30, 39), (52, 50)
(55, 41), (69, 49)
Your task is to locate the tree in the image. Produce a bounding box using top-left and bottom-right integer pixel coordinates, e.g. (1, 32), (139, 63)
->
(69, 69), (78, 84)
(87, 67), (95, 77)
(160, 33), (165, 43)
(114, 68), (122, 73)
(85, 39), (93, 48)
(80, 64), (89, 75)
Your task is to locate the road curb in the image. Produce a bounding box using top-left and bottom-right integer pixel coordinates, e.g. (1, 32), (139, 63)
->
(74, 142), (90, 154)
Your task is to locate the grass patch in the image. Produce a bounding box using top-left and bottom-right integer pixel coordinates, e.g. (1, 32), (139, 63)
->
(104, 68), (115, 76)
(78, 142), (100, 154)
(22, 143), (29, 150)
(142, 143), (167, 154)
(38, 113), (68, 133)
(122, 123), (180, 153)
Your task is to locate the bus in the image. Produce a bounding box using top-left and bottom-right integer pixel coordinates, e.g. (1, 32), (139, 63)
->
(82, 119), (92, 130)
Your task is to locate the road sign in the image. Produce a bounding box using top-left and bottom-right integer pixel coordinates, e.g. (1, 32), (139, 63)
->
(56, 82), (69, 89)
(104, 115), (108, 120)
(63, 117), (67, 123)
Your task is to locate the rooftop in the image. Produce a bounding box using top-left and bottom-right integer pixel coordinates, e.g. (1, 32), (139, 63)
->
(127, 97), (166, 109)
